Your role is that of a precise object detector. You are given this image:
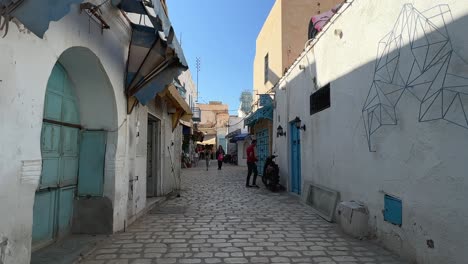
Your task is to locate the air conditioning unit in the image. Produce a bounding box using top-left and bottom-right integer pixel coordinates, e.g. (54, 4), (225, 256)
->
(337, 201), (369, 239)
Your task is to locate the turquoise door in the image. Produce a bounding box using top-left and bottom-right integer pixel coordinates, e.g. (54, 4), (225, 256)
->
(78, 131), (106, 196)
(290, 123), (301, 194)
(255, 129), (270, 176)
(33, 63), (80, 248)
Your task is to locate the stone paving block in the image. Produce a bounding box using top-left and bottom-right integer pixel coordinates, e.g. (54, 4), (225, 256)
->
(224, 257), (249, 263)
(80, 166), (406, 264)
(95, 254), (117, 259)
(205, 258), (222, 263)
(178, 259), (201, 263)
(130, 260), (152, 264)
(119, 253), (141, 259)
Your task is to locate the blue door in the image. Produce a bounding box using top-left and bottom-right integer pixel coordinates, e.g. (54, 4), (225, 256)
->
(290, 123), (301, 194)
(78, 131), (106, 196)
(33, 63), (80, 248)
(255, 129), (270, 176)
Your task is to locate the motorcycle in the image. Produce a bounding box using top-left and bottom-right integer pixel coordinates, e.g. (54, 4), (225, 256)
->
(262, 155), (284, 192)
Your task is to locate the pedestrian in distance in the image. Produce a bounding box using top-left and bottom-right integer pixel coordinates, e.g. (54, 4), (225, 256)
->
(204, 147), (211, 171)
(216, 145), (225, 170)
(246, 139), (259, 188)
(193, 149), (199, 167)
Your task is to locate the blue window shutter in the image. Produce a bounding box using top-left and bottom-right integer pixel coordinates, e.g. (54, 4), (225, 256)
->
(78, 131), (107, 196)
(384, 195), (402, 226)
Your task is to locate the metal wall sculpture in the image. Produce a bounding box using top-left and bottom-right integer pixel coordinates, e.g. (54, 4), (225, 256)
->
(363, 4), (468, 151)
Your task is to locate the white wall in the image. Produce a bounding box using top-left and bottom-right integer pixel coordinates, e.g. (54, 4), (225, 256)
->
(0, 2), (134, 263)
(178, 69), (197, 109)
(237, 140), (249, 167)
(274, 1), (468, 263)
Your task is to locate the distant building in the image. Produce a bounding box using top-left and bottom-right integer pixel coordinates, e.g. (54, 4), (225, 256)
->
(196, 101), (230, 153)
(239, 91), (253, 116)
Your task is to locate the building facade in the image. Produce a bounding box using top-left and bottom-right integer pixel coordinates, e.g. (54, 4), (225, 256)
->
(273, 0), (468, 263)
(249, 0), (342, 175)
(0, 1), (193, 263)
(253, 0), (343, 103)
(196, 101), (229, 153)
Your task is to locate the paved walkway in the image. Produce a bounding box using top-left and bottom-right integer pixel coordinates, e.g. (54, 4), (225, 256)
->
(80, 165), (405, 264)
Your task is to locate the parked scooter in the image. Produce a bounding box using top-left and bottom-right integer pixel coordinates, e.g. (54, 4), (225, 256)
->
(262, 155), (284, 192)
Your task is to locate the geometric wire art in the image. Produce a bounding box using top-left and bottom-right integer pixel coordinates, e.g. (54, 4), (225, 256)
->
(363, 4), (468, 151)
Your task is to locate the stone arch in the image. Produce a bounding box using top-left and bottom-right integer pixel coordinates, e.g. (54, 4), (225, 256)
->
(32, 47), (121, 250)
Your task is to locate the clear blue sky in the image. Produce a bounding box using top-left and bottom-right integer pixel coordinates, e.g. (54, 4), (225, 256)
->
(168, 0), (275, 114)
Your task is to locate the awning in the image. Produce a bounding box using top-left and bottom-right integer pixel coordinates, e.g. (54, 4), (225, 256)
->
(158, 84), (193, 131)
(180, 119), (192, 128)
(0, 0), (82, 38)
(226, 129), (241, 139)
(244, 104), (273, 127)
(196, 138), (216, 146)
(230, 133), (250, 143)
(122, 0), (188, 113)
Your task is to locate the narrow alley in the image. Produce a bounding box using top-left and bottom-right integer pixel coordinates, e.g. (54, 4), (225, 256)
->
(80, 165), (404, 264)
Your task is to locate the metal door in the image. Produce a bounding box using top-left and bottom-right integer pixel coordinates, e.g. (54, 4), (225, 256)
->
(33, 63), (80, 248)
(147, 118), (160, 197)
(290, 123), (301, 194)
(77, 131), (106, 196)
(255, 129), (269, 176)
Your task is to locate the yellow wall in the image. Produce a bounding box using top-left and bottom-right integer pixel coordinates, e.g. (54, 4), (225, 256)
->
(253, 0), (343, 106)
(281, 0), (342, 69)
(196, 102), (229, 137)
(253, 0), (283, 104)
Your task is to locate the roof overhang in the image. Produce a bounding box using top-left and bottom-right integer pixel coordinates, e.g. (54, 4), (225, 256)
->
(244, 104), (273, 127)
(0, 0), (82, 38)
(159, 84), (192, 131)
(121, 0), (188, 114)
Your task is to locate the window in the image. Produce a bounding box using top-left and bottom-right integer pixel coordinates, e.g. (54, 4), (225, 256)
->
(310, 83), (330, 115)
(264, 53), (269, 83)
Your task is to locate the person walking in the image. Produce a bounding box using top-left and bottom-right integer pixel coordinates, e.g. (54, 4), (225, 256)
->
(246, 139), (259, 188)
(204, 147), (211, 171)
(216, 145), (225, 170)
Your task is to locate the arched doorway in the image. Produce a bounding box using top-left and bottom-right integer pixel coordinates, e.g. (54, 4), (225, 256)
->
(32, 47), (119, 250)
(32, 63), (81, 249)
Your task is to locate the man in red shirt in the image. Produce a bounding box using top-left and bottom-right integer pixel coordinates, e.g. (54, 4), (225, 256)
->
(246, 139), (259, 188)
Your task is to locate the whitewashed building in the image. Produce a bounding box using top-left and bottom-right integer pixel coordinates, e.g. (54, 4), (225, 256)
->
(273, 0), (468, 263)
(0, 0), (193, 263)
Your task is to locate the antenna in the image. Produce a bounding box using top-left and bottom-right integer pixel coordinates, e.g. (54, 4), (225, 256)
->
(196, 57), (201, 102)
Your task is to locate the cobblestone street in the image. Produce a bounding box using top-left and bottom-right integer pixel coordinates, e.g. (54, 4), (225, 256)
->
(81, 165), (405, 264)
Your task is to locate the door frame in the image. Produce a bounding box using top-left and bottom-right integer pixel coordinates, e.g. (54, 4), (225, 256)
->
(147, 115), (161, 197)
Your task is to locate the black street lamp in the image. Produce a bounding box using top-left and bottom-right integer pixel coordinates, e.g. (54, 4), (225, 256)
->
(277, 125), (286, 137)
(293, 117), (306, 131)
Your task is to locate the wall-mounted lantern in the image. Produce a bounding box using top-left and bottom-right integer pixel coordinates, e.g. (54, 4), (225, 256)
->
(277, 125), (286, 137)
(293, 117), (306, 131)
